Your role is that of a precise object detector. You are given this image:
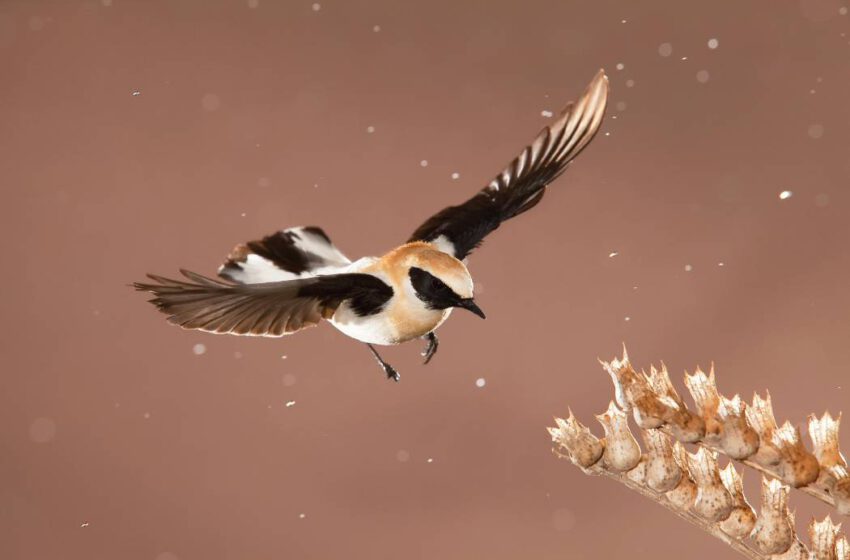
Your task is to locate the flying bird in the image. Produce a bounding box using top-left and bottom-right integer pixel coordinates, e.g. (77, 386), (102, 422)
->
(134, 70), (609, 381)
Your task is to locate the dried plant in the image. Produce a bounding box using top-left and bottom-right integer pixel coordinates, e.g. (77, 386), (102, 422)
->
(548, 347), (849, 559)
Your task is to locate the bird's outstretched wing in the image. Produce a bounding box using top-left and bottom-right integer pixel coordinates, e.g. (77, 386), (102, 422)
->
(408, 69), (609, 260)
(134, 270), (392, 337)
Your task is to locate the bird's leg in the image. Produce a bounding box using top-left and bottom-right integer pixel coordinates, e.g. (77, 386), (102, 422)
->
(421, 332), (439, 364)
(367, 344), (400, 382)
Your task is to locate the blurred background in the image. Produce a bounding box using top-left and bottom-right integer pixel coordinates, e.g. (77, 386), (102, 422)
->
(2, 0), (850, 558)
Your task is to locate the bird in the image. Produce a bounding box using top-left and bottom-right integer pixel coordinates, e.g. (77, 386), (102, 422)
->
(134, 69), (609, 381)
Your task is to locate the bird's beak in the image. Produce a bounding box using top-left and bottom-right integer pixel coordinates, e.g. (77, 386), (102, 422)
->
(457, 298), (486, 319)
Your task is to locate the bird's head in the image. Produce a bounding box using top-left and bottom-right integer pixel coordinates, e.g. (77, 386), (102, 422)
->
(406, 252), (485, 319)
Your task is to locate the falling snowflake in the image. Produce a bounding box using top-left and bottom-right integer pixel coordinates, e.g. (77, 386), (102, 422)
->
(616, 63), (625, 70)
(779, 190), (793, 200)
(373, 24), (381, 32)
(311, 3), (321, 11)
(419, 160), (428, 167)
(707, 38), (719, 49)
(193, 343), (206, 355)
(624, 316), (631, 322)
(684, 264), (693, 272)
(426, 458), (434, 463)
(366, 125), (375, 133)
(718, 262), (725, 267)
(608, 251), (619, 258)
(541, 109), (553, 118)
(298, 513), (307, 519)
(80, 522), (90, 528)
(475, 378), (486, 388)
(451, 172), (460, 180)
(285, 401), (296, 408)
(131, 91), (141, 96)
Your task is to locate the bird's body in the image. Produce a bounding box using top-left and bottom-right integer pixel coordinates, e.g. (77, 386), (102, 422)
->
(135, 70), (610, 380)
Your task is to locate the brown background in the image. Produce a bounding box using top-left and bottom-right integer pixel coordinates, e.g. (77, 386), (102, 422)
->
(2, 1), (850, 559)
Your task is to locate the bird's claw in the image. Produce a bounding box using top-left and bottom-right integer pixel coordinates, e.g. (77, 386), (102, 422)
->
(383, 364), (400, 382)
(421, 332), (438, 365)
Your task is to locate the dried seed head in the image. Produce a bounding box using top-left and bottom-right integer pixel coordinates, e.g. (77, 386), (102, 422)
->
(753, 477), (795, 554)
(775, 421), (820, 487)
(549, 410), (605, 469)
(808, 516), (841, 560)
(600, 353), (671, 429)
(809, 412), (846, 469)
(717, 394), (760, 459)
(596, 401), (642, 472)
(747, 391), (782, 466)
(625, 455), (648, 486)
(718, 464), (756, 539)
(773, 540), (810, 560)
(684, 366), (723, 443)
(686, 447), (734, 522)
(665, 441), (698, 510)
(641, 429), (682, 492)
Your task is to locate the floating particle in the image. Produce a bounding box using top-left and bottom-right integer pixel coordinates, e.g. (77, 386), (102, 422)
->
(621, 18), (627, 23)
(426, 458), (434, 463)
(658, 43), (673, 57)
(810, 89), (816, 94)
(707, 38), (719, 49)
(718, 262), (725, 267)
(684, 264), (693, 272)
(681, 56), (688, 61)
(696, 70), (710, 83)
(131, 91), (141, 96)
(80, 522), (90, 528)
(419, 159), (428, 167)
(247, 0), (259, 8)
(373, 24), (381, 32)
(451, 172), (460, 180)
(311, 2), (321, 11)
(615, 101), (626, 112)
(201, 93), (221, 112)
(240, 212), (246, 217)
(193, 343), (206, 355)
(616, 63), (625, 70)
(282, 373), (297, 386)
(625, 79), (635, 88)
(779, 190), (793, 200)
(281, 355), (288, 360)
(608, 251), (619, 258)
(541, 109), (553, 118)
(807, 123), (824, 139)
(143, 412), (151, 419)
(285, 401), (296, 408)
(396, 449), (410, 462)
(298, 513), (307, 519)
(475, 378), (486, 388)
(604, 132), (610, 136)
(841, 6), (848, 15)
(29, 418), (56, 443)
(624, 316), (631, 322)
(366, 125), (375, 133)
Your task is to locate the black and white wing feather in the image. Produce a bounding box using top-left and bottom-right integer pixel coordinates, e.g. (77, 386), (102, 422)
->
(408, 69), (609, 260)
(134, 269), (392, 337)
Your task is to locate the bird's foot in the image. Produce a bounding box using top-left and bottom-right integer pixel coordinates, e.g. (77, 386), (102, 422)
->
(382, 363), (401, 382)
(421, 332), (439, 365)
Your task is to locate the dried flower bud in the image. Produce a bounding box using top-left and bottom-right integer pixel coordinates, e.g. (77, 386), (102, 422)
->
(600, 350), (671, 429)
(684, 366), (722, 444)
(774, 421), (820, 487)
(808, 516), (841, 560)
(773, 539), (810, 560)
(718, 464), (756, 539)
(747, 391), (782, 466)
(753, 478), (795, 554)
(625, 455), (648, 486)
(665, 441), (697, 510)
(645, 364), (706, 442)
(686, 448), (733, 522)
(836, 536), (849, 560)
(549, 411), (604, 468)
(717, 394), (759, 459)
(641, 429), (682, 492)
(828, 464), (850, 516)
(596, 401), (641, 472)
(809, 412), (846, 469)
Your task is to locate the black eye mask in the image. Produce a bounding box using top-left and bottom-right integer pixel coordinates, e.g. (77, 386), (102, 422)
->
(408, 267), (461, 310)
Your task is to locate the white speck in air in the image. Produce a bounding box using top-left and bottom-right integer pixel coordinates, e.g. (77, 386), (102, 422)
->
(684, 264), (693, 272)
(131, 91), (141, 96)
(615, 101), (626, 112)
(616, 63), (625, 70)
(426, 458), (434, 463)
(285, 401), (296, 408)
(621, 19), (627, 23)
(366, 125), (375, 133)
(624, 316), (631, 322)
(193, 343), (206, 355)
(298, 513), (307, 519)
(625, 79), (635, 88)
(451, 172), (460, 180)
(841, 6), (848, 15)
(696, 70), (710, 83)
(312, 3), (321, 11)
(718, 262), (725, 267)
(420, 160), (428, 167)
(240, 212), (246, 217)
(475, 378), (486, 388)
(608, 251), (619, 257)
(541, 109), (553, 118)
(373, 24), (381, 32)
(604, 132), (611, 136)
(281, 355), (288, 360)
(658, 43), (673, 57)
(779, 190), (793, 200)
(143, 412), (151, 419)
(707, 38), (719, 49)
